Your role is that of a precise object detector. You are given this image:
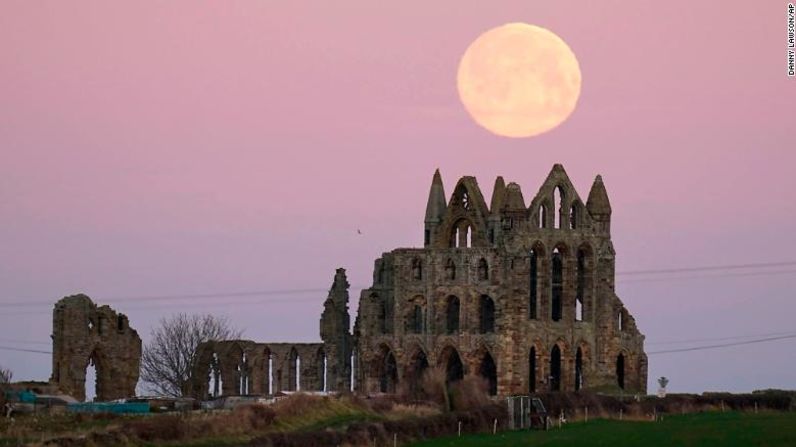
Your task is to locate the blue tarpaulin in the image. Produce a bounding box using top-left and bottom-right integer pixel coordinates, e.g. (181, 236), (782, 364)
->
(67, 402), (150, 414)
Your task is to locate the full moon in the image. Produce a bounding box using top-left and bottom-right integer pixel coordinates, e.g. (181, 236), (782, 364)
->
(457, 23), (582, 138)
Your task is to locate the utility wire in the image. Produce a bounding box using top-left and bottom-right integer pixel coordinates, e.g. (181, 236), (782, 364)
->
(1, 260), (795, 310)
(0, 345), (51, 355)
(5, 333), (796, 357)
(647, 334), (796, 355)
(0, 338), (51, 346)
(617, 260), (796, 276)
(620, 268), (796, 283)
(647, 330), (796, 345)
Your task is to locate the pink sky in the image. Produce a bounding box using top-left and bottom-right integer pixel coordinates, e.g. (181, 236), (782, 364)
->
(1, 1), (794, 392)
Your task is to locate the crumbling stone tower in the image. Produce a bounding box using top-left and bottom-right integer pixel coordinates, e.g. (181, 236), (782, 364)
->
(320, 268), (353, 392)
(353, 165), (648, 396)
(50, 294), (141, 401)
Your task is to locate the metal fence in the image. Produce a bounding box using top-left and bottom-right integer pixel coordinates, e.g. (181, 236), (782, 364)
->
(507, 395), (531, 429)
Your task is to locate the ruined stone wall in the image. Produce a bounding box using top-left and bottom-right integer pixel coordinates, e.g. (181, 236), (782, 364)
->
(188, 269), (356, 399)
(50, 295), (141, 402)
(353, 165), (648, 397)
(191, 340), (326, 399)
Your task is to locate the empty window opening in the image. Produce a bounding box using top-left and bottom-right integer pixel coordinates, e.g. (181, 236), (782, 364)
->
(410, 304), (423, 334)
(529, 249), (538, 320)
(529, 347), (537, 393)
(550, 345), (562, 392)
(87, 319), (94, 331)
(287, 348), (300, 391)
(551, 248), (563, 322)
(618, 310), (624, 332)
(409, 351), (429, 398)
(479, 295), (495, 334)
(569, 203), (579, 229)
(268, 354), (274, 395)
(616, 354), (625, 389)
(412, 258), (423, 280)
(553, 186), (564, 229)
(424, 229), (430, 246)
(446, 296), (460, 334)
(85, 356), (98, 402)
(379, 351), (398, 393)
(117, 315), (124, 331)
(209, 353), (222, 398)
(317, 350), (327, 392)
(444, 349), (464, 385)
(576, 249), (586, 322)
(238, 352), (250, 395)
(539, 205), (547, 228)
(478, 258), (489, 281)
(445, 258), (456, 280)
(479, 352), (498, 396)
(575, 348), (583, 391)
(295, 355), (301, 392)
(451, 220), (473, 248)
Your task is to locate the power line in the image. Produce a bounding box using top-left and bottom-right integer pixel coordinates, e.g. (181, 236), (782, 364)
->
(647, 330), (796, 345)
(0, 288), (330, 309)
(0, 345), (51, 355)
(618, 260), (796, 276)
(0, 338), (51, 346)
(620, 268), (796, 284)
(1, 259), (795, 310)
(647, 334), (796, 355)
(4, 333), (796, 357)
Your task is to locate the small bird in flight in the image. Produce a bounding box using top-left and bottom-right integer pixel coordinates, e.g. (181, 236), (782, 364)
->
(357, 229), (362, 235)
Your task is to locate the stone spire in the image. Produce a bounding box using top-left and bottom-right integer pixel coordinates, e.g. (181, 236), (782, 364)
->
(586, 175), (612, 216)
(424, 169), (447, 223)
(489, 176), (506, 213)
(503, 182), (526, 211)
(320, 268), (352, 392)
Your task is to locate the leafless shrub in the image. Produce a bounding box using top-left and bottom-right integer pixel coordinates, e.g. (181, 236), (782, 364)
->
(141, 313), (242, 397)
(450, 375), (491, 411)
(0, 366), (12, 408)
(420, 367), (449, 410)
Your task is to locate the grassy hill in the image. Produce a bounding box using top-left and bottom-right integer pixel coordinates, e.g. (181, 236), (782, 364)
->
(411, 411), (796, 447)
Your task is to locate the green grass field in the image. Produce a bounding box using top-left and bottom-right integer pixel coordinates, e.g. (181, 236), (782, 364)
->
(411, 412), (796, 447)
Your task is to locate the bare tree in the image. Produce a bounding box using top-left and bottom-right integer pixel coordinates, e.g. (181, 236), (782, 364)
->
(0, 366), (12, 408)
(141, 314), (242, 397)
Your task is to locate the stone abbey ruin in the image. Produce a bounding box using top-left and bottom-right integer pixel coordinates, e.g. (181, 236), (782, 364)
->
(50, 295), (141, 401)
(50, 164), (646, 400)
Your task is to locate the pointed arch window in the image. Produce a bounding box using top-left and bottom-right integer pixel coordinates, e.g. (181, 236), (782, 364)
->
(576, 249), (586, 322)
(551, 248), (563, 322)
(553, 186), (565, 229)
(538, 204), (547, 228)
(479, 295), (495, 333)
(477, 258), (489, 281)
(445, 296), (460, 334)
(411, 258), (423, 281)
(529, 249), (538, 320)
(569, 202), (580, 229)
(445, 258), (456, 280)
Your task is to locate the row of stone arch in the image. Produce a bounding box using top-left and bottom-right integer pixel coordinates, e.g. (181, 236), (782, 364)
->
(409, 256), (492, 282)
(364, 341), (632, 396)
(444, 189), (586, 250)
(377, 293), (497, 336)
(192, 341), (328, 399)
(527, 240), (595, 323)
(365, 343), (499, 397)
